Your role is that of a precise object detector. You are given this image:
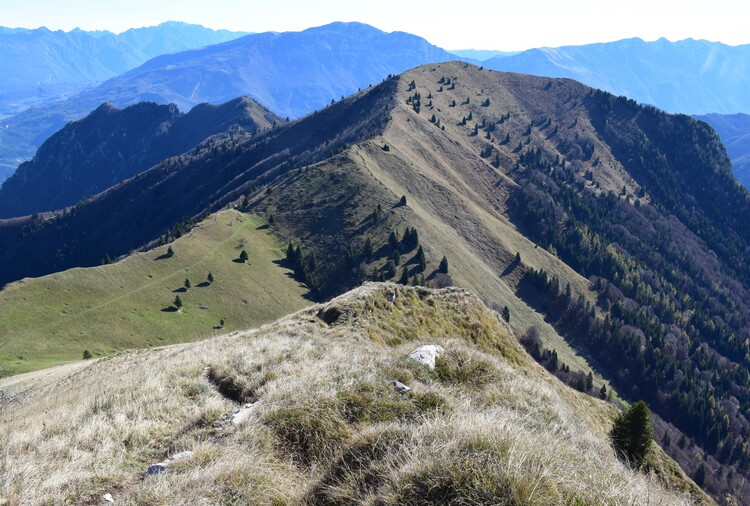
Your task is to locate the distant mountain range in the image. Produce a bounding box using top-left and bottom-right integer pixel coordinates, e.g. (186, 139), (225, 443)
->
(0, 22), (456, 182)
(3, 26), (750, 188)
(0, 22), (246, 81)
(0, 97), (278, 218)
(483, 37), (750, 115)
(449, 49), (519, 60)
(0, 22), (247, 116)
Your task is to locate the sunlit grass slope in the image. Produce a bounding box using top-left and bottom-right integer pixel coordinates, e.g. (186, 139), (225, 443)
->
(0, 210), (310, 375)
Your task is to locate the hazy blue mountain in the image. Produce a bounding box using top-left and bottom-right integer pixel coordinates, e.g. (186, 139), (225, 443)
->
(0, 22), (247, 116)
(0, 22), (455, 181)
(697, 113), (750, 188)
(118, 21), (248, 60)
(483, 38), (750, 115)
(97, 22), (456, 117)
(0, 27), (141, 94)
(450, 49), (519, 61)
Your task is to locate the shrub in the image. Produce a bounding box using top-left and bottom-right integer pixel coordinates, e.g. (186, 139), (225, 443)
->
(82, 349), (93, 360)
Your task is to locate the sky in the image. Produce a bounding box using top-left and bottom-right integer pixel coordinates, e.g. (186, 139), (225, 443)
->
(0, 0), (747, 51)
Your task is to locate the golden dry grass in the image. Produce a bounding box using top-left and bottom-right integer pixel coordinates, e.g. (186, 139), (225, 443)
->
(0, 283), (707, 505)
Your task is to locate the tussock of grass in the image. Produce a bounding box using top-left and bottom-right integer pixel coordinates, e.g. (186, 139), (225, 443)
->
(336, 382), (447, 424)
(0, 283), (706, 504)
(433, 349), (496, 387)
(265, 401), (350, 466)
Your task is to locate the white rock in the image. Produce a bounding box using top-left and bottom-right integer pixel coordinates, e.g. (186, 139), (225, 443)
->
(392, 380), (412, 394)
(102, 493), (114, 503)
(408, 345), (444, 370)
(230, 403), (255, 425)
(145, 450), (193, 476)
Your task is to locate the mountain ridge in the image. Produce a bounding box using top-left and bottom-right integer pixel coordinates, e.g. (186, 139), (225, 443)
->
(0, 96), (279, 218)
(0, 21), (457, 182)
(1, 62), (749, 500)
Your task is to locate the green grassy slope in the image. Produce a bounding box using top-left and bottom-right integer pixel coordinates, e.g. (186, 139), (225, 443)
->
(0, 210), (310, 375)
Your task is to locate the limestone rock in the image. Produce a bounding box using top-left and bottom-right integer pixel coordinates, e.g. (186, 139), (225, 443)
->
(392, 380), (412, 394)
(408, 344), (444, 369)
(145, 450), (193, 476)
(230, 403), (255, 425)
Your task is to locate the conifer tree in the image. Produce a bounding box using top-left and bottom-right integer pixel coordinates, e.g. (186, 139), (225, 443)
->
(184, 278), (191, 290)
(610, 400), (653, 469)
(389, 231), (399, 251)
(207, 272), (214, 284)
(439, 256), (449, 274)
(416, 245), (426, 272)
(501, 306), (510, 322)
(174, 295), (183, 310)
(363, 238), (374, 260)
(239, 250), (249, 263)
(391, 249), (401, 266)
(167, 246), (174, 258)
(286, 243), (296, 263)
(399, 267), (409, 285)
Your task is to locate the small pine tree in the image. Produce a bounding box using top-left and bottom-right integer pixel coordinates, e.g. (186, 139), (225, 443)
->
(268, 215), (275, 226)
(501, 306), (510, 322)
(184, 278), (191, 290)
(399, 195), (407, 206)
(219, 318), (225, 328)
(101, 253), (112, 265)
(207, 272), (214, 284)
(514, 251), (521, 264)
(167, 246), (174, 258)
(239, 250), (249, 263)
(174, 295), (183, 310)
(694, 463), (706, 487)
(363, 238), (374, 260)
(82, 349), (93, 360)
(586, 371), (594, 391)
(391, 249), (401, 266)
(599, 384), (608, 400)
(438, 256), (449, 274)
(399, 267), (409, 285)
(610, 400), (654, 469)
(287, 243), (296, 263)
(389, 231), (399, 251)
(416, 245), (426, 272)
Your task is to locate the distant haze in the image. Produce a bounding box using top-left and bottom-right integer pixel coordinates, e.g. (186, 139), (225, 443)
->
(2, 0), (748, 51)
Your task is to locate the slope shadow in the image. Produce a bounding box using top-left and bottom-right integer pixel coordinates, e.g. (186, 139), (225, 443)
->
(514, 276), (610, 380)
(500, 258), (521, 277)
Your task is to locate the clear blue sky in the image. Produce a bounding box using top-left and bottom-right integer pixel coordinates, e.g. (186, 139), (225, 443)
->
(0, 0), (747, 50)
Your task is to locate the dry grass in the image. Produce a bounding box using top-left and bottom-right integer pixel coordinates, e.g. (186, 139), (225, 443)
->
(0, 283), (705, 505)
